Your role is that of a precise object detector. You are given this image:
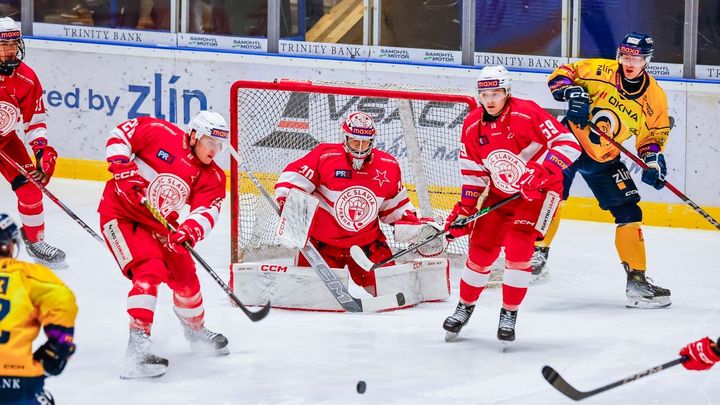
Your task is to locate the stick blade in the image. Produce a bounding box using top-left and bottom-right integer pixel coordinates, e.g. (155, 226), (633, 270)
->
(349, 245), (375, 271)
(542, 366), (587, 401)
(244, 300), (272, 322)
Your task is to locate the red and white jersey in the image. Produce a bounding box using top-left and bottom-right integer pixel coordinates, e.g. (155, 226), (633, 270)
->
(0, 62), (48, 148)
(275, 143), (414, 248)
(459, 97), (581, 206)
(98, 117), (226, 238)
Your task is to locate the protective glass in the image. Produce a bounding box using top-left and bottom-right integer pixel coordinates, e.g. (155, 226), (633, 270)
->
(619, 54), (648, 66)
(198, 135), (226, 152)
(478, 89), (507, 102)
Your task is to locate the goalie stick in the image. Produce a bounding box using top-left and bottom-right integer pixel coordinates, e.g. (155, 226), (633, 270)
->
(142, 199), (270, 322)
(351, 193), (521, 272)
(542, 357), (686, 401)
(587, 122), (720, 231)
(0, 148), (104, 244)
(227, 147), (405, 313)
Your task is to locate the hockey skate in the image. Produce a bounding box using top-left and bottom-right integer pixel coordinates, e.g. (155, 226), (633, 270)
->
(624, 264), (671, 309)
(120, 328), (169, 379)
(20, 228), (67, 269)
(530, 246), (550, 284)
(497, 308), (517, 352)
(443, 302), (475, 342)
(182, 324), (230, 356)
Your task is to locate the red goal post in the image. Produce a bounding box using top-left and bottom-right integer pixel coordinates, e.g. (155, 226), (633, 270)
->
(230, 79), (478, 264)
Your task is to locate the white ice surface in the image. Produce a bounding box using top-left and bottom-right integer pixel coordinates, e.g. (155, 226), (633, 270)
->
(1, 178), (719, 405)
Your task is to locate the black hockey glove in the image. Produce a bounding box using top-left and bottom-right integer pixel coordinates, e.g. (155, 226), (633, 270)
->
(34, 326), (76, 376)
(564, 86), (590, 129)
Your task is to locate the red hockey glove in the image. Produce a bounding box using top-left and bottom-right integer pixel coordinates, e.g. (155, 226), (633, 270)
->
(109, 161), (148, 206)
(518, 159), (563, 201)
(33, 325), (76, 376)
(168, 220), (203, 252)
(679, 337), (720, 371)
(444, 202), (478, 240)
(29, 139), (58, 185)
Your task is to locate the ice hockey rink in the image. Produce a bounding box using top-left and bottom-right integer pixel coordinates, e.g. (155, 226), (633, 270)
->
(1, 178), (718, 405)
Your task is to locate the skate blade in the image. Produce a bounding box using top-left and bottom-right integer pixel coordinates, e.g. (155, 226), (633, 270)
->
(500, 341), (513, 352)
(31, 258), (68, 270)
(529, 270), (549, 285)
(625, 296), (671, 309)
(444, 331), (459, 342)
(119, 363), (168, 379)
(189, 342), (230, 356)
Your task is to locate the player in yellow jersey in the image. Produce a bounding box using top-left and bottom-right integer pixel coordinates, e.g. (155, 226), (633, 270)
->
(537, 32), (671, 308)
(0, 213), (77, 404)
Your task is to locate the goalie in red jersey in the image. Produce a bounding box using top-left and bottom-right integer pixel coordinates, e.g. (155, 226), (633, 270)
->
(98, 111), (231, 379)
(274, 111), (442, 297)
(442, 66), (581, 345)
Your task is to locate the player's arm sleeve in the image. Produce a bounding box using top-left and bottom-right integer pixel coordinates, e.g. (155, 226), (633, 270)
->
(378, 164), (414, 224)
(547, 62), (581, 101)
(531, 103), (582, 167)
(459, 115), (491, 207)
(274, 148), (322, 200)
(106, 118), (145, 164)
(22, 76), (49, 146)
(26, 264), (78, 334)
(184, 167), (226, 241)
(637, 87), (671, 154)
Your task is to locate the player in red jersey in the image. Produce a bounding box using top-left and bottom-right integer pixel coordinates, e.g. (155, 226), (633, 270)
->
(0, 18), (66, 268)
(442, 66), (581, 345)
(98, 111), (230, 379)
(274, 111), (440, 296)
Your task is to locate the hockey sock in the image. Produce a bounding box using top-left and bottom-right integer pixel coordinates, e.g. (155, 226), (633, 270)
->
(502, 261), (532, 310)
(173, 289), (205, 329)
(127, 279), (158, 333)
(16, 183), (44, 242)
(615, 222), (646, 271)
(536, 203), (562, 248)
(459, 261), (491, 304)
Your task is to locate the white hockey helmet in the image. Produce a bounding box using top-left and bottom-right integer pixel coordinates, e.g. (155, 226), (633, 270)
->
(188, 110), (230, 150)
(476, 65), (511, 95)
(341, 111), (376, 166)
(0, 17), (24, 76)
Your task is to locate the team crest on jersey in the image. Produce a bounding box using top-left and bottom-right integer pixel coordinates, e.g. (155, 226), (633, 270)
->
(0, 101), (19, 136)
(334, 186), (378, 232)
(485, 149), (526, 194)
(147, 173), (191, 216)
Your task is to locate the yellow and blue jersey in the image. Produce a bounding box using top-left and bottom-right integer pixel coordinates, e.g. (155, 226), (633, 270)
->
(548, 58), (670, 163)
(0, 257), (77, 378)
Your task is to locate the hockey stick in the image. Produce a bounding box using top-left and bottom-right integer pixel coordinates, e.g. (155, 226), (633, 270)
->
(588, 122), (720, 231)
(351, 193), (521, 271)
(0, 148), (104, 244)
(227, 147), (405, 313)
(542, 357), (686, 401)
(142, 199), (270, 322)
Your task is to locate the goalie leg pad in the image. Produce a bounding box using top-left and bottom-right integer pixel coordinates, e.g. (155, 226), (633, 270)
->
(374, 257), (451, 305)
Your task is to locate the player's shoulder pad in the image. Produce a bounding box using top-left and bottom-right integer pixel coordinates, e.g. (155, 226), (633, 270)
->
(4, 259), (68, 286)
(315, 142), (345, 160)
(372, 148), (400, 165)
(14, 62), (39, 85)
(206, 161), (227, 185)
(508, 97), (541, 121)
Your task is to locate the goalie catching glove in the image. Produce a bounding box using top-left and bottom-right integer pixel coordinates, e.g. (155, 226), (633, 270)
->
(394, 210), (446, 257)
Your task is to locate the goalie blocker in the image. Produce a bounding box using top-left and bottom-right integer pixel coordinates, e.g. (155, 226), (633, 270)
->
(230, 258), (450, 312)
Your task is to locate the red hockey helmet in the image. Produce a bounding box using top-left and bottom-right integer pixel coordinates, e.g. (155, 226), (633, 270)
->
(341, 111), (376, 161)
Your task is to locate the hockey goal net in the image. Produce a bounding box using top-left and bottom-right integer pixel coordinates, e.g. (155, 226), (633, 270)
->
(230, 79), (478, 264)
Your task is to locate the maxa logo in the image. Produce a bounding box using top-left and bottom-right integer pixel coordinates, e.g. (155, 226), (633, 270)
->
(349, 127), (375, 136)
(619, 45), (641, 55)
(462, 187), (482, 199)
(157, 149), (175, 164)
(335, 169), (351, 178)
(211, 128), (229, 139)
(477, 79), (499, 89)
(0, 31), (20, 40)
(547, 154), (568, 169)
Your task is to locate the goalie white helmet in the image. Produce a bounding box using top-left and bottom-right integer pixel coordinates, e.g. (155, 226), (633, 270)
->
(341, 111), (376, 170)
(188, 110), (230, 151)
(0, 17), (24, 76)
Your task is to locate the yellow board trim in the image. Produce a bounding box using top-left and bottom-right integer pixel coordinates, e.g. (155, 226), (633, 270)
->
(55, 157), (720, 231)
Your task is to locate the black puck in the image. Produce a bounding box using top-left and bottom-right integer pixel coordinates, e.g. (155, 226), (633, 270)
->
(356, 380), (366, 394)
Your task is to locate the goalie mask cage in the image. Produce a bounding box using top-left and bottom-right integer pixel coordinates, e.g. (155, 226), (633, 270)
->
(230, 79), (478, 264)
